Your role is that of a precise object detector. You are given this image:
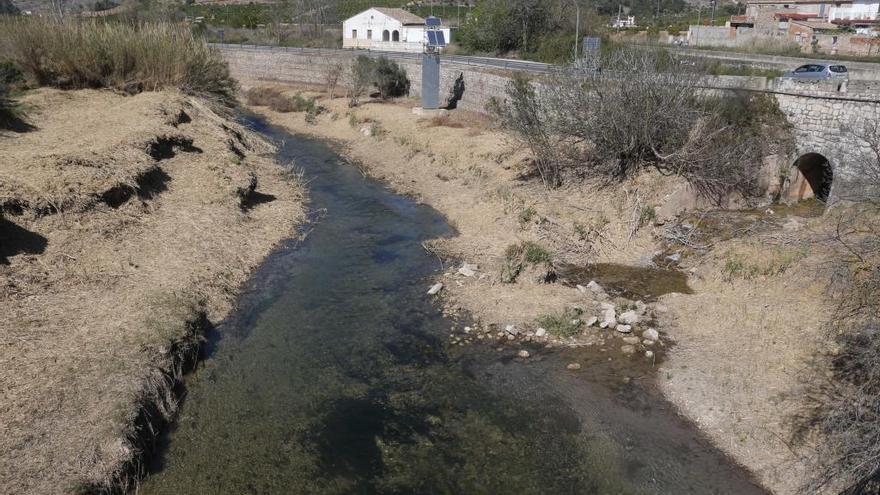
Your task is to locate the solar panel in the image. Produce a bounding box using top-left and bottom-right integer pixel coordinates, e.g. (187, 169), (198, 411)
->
(425, 16), (442, 27)
(426, 30), (446, 47)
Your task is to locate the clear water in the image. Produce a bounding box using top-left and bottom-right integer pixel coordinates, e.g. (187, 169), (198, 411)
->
(140, 115), (767, 495)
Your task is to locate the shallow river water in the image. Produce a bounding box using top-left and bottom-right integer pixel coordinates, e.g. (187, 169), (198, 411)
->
(140, 116), (768, 494)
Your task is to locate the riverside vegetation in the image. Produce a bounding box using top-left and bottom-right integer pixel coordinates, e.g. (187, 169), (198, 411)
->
(0, 18), (305, 493)
(245, 44), (880, 495)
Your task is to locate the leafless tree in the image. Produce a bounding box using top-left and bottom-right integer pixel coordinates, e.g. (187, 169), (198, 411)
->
(325, 61), (344, 100)
(492, 47), (789, 200)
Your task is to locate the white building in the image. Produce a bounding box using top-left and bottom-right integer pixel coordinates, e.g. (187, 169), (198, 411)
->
(342, 7), (452, 53)
(828, 0), (880, 21)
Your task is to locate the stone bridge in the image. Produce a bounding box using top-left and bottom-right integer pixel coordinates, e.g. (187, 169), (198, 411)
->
(216, 44), (880, 203)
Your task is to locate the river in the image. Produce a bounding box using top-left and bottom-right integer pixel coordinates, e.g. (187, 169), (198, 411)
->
(140, 115), (767, 494)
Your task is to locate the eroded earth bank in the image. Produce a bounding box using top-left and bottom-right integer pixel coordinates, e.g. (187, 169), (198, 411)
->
(0, 89), (305, 493)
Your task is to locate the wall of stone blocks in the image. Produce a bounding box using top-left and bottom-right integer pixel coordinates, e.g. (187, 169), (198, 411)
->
(217, 45), (514, 114)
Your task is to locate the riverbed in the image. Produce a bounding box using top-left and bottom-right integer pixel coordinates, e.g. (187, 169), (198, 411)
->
(140, 115), (768, 494)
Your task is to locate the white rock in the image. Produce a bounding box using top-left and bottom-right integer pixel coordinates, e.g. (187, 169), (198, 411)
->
(642, 328), (660, 342)
(645, 350), (655, 359)
(599, 302), (615, 311)
(665, 252), (682, 263)
(517, 350), (530, 358)
(576, 284), (588, 294)
(360, 125), (373, 137)
(619, 310), (640, 325)
(616, 324), (632, 334)
(458, 265), (476, 277)
(654, 304), (668, 314)
(620, 344), (636, 354)
(635, 301), (647, 315)
(585, 316), (599, 327)
(535, 327), (547, 337)
(427, 283), (443, 295)
(505, 324), (519, 335)
(642, 339), (655, 346)
(566, 362), (582, 370)
(587, 280), (603, 292)
(622, 336), (640, 344)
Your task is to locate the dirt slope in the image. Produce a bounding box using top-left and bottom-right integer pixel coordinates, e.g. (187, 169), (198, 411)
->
(0, 88), (305, 493)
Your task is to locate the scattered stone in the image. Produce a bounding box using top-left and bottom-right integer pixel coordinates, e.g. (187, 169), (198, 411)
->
(643, 339), (655, 346)
(622, 336), (640, 345)
(599, 302), (615, 311)
(464, 326), (472, 334)
(566, 362), (582, 370)
(665, 252), (682, 263)
(587, 280), (603, 292)
(635, 301), (647, 315)
(506, 334), (515, 341)
(427, 283), (443, 295)
(601, 307), (616, 328)
(458, 263), (478, 277)
(642, 328), (660, 342)
(535, 327), (547, 338)
(621, 344), (636, 355)
(645, 350), (655, 359)
(359, 125), (373, 137)
(576, 284), (588, 294)
(505, 324), (519, 335)
(616, 324), (632, 334)
(517, 349), (530, 358)
(618, 310), (640, 325)
(585, 316), (599, 327)
(654, 304), (668, 314)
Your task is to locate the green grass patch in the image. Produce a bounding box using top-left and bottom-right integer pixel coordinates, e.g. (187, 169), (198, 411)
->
(536, 308), (584, 338)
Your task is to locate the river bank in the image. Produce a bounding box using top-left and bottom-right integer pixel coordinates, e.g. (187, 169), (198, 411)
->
(0, 89), (306, 493)
(249, 82), (834, 494)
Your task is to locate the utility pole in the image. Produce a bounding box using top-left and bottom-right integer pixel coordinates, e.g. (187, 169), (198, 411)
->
(572, 0), (580, 61)
(710, 0), (717, 25)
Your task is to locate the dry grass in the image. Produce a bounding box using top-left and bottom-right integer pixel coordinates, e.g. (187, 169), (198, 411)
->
(0, 88), (305, 493)
(246, 83), (835, 495)
(0, 18), (237, 105)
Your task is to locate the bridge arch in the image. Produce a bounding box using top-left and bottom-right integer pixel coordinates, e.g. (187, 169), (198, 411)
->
(392, 30), (400, 42)
(382, 30), (390, 42)
(788, 152), (834, 203)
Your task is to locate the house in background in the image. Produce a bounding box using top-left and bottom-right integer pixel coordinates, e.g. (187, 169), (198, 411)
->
(342, 7), (452, 53)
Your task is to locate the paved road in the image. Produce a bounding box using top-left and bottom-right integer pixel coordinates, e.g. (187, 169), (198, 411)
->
(211, 43), (880, 80)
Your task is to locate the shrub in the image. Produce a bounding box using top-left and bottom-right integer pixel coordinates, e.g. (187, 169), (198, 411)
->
(492, 47), (793, 200)
(325, 61), (344, 99)
(501, 241), (553, 283)
(0, 18), (237, 105)
(372, 57), (409, 99)
(346, 55), (409, 107)
(536, 308), (584, 338)
(245, 87), (319, 114)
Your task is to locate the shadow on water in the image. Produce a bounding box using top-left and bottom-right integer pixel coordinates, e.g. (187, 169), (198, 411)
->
(141, 113), (767, 495)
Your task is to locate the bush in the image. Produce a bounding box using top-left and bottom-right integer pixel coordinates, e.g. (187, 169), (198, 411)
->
(492, 47), (792, 200)
(536, 308), (584, 338)
(245, 87), (318, 114)
(501, 241), (553, 283)
(372, 57), (409, 99)
(0, 18), (237, 105)
(346, 56), (409, 107)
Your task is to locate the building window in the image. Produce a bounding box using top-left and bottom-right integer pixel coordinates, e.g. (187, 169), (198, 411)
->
(367, 29), (372, 40)
(383, 30), (390, 41)
(352, 29), (357, 39)
(392, 30), (400, 42)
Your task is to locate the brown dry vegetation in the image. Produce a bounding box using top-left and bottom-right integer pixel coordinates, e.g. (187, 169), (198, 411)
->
(246, 82), (837, 495)
(0, 88), (305, 493)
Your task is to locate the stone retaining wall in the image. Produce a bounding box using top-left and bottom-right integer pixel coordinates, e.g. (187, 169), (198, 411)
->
(218, 45), (880, 202)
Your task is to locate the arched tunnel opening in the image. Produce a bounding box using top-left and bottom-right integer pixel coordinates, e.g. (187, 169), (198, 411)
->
(791, 153), (834, 203)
